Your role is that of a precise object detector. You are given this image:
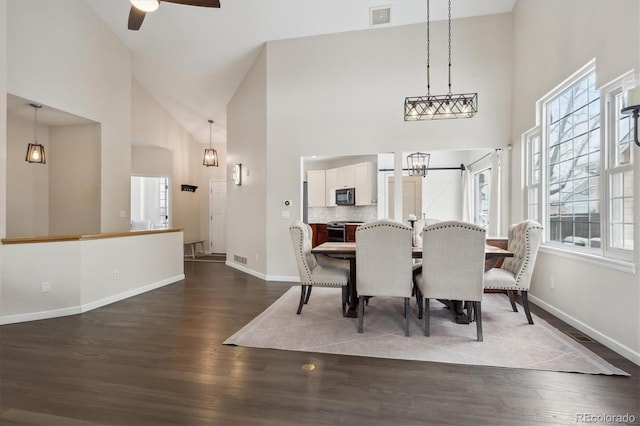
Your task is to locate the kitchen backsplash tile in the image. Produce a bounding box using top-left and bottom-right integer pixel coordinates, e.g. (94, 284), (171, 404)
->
(308, 206), (377, 224)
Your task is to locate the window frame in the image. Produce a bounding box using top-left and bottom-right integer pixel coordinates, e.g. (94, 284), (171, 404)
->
(523, 61), (635, 263)
(601, 74), (635, 261)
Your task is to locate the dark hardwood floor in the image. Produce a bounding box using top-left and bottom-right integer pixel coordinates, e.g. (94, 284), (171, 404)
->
(1, 261), (638, 426)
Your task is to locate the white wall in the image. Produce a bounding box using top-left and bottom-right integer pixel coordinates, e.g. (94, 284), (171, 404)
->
(226, 47), (268, 277)
(510, 0), (639, 362)
(132, 80), (225, 243)
(0, 231), (184, 324)
(6, 0), (132, 233)
(49, 123), (101, 235)
(6, 114), (50, 237)
(257, 14), (512, 279)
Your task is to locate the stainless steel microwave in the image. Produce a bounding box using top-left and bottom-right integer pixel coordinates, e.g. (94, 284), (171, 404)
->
(335, 188), (355, 205)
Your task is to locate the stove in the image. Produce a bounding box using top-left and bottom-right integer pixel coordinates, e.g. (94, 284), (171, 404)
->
(326, 221), (364, 242)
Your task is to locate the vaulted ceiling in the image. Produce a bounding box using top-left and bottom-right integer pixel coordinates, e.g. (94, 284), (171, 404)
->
(86, 0), (516, 145)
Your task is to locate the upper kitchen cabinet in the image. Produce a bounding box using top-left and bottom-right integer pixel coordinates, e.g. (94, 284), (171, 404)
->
(307, 170), (326, 207)
(325, 168), (338, 207)
(336, 166), (355, 189)
(354, 162), (377, 205)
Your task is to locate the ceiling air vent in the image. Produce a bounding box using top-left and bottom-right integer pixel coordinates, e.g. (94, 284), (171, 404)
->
(370, 6), (391, 26)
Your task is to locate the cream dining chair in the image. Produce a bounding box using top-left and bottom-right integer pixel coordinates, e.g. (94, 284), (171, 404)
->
(483, 220), (543, 324)
(414, 221), (486, 341)
(356, 220), (413, 336)
(289, 221), (349, 315)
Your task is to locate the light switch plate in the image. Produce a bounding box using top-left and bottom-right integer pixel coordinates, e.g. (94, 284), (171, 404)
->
(282, 210), (290, 220)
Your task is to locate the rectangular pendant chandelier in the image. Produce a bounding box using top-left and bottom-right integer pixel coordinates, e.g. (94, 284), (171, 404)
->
(404, 93), (477, 121)
(404, 0), (477, 122)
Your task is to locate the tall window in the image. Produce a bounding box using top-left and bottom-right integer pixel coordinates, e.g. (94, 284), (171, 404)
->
(546, 71), (601, 248)
(473, 168), (491, 229)
(607, 90), (634, 252)
(524, 129), (541, 223)
(524, 63), (634, 261)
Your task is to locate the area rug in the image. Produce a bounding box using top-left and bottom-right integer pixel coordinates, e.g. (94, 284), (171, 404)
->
(224, 287), (628, 376)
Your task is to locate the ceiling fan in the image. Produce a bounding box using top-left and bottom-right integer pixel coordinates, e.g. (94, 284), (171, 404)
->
(128, 0), (221, 31)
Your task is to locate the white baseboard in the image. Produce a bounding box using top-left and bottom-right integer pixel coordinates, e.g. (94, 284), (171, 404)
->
(0, 306), (82, 325)
(225, 261), (267, 280)
(81, 274), (185, 313)
(0, 275), (185, 326)
(224, 261), (298, 283)
(529, 294), (640, 365)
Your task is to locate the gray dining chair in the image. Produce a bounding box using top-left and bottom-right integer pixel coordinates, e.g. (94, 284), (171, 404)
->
(289, 221), (349, 315)
(414, 220), (486, 341)
(356, 219), (413, 336)
(483, 220), (543, 324)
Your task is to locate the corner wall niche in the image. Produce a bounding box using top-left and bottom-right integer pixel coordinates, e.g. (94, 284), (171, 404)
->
(5, 94), (101, 238)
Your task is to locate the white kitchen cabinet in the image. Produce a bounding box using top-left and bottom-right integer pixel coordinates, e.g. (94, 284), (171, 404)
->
(336, 165), (355, 189)
(307, 170), (326, 207)
(325, 168), (338, 206)
(354, 162), (378, 205)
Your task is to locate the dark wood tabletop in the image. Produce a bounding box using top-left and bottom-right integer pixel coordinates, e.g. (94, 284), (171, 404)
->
(312, 241), (513, 259)
(312, 241), (514, 320)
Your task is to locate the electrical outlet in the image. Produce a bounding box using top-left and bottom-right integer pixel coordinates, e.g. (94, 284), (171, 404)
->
(40, 282), (51, 293)
(550, 277), (555, 289)
(255, 254), (259, 261)
(113, 270), (120, 280)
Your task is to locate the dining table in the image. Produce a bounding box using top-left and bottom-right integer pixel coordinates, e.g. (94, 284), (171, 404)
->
(311, 241), (514, 321)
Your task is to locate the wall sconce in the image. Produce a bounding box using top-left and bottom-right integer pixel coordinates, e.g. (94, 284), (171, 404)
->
(25, 103), (46, 164)
(233, 164), (242, 186)
(621, 73), (640, 147)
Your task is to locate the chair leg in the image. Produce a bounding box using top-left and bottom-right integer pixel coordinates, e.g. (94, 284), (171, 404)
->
(304, 285), (312, 304)
(521, 290), (534, 324)
(465, 301), (473, 323)
(475, 301), (483, 342)
(296, 285), (307, 314)
(341, 285), (348, 317)
(404, 297), (410, 337)
(357, 295), (365, 333)
(415, 287), (424, 319)
(424, 298), (430, 337)
(507, 290), (518, 312)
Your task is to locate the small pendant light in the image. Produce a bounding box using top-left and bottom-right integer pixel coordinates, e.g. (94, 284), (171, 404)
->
(203, 119), (219, 167)
(25, 103), (46, 164)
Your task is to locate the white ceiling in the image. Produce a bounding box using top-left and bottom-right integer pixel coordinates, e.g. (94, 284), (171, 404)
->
(84, 0), (516, 145)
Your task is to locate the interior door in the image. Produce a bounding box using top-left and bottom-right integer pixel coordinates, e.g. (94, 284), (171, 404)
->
(209, 179), (227, 254)
(388, 176), (422, 220)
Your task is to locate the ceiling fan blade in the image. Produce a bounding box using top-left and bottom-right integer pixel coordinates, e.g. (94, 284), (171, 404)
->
(161, 0), (221, 8)
(128, 6), (146, 30)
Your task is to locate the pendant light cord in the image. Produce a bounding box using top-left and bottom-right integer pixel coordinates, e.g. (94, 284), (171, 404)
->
(426, 0), (430, 95)
(447, 0), (452, 95)
(34, 106), (39, 143)
(208, 119), (213, 148)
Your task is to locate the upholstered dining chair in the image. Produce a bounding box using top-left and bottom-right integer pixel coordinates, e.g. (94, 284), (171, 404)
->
(289, 221), (349, 315)
(414, 221), (486, 341)
(483, 220), (543, 324)
(356, 219), (413, 336)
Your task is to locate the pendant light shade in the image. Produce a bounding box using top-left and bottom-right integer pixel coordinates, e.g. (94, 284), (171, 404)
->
(130, 0), (159, 12)
(407, 152), (431, 177)
(203, 119), (219, 167)
(25, 103), (46, 164)
(404, 0), (477, 121)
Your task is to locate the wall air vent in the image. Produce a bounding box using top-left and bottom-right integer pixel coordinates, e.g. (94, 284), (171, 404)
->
(370, 6), (391, 26)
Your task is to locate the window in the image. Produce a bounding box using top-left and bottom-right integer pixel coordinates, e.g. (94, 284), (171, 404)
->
(473, 168), (491, 229)
(607, 89), (634, 253)
(524, 63), (634, 261)
(524, 128), (541, 223)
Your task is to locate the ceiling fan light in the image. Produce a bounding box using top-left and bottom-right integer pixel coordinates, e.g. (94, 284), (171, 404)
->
(131, 0), (159, 12)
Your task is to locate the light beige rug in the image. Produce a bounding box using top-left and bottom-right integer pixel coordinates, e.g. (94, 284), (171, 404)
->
(224, 287), (628, 376)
